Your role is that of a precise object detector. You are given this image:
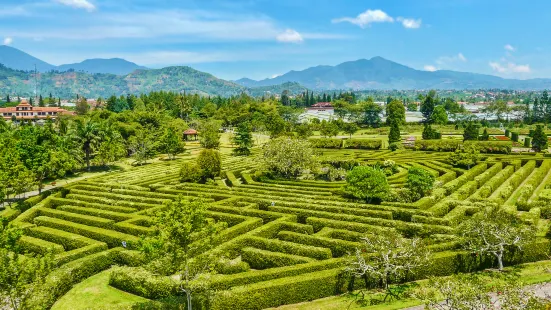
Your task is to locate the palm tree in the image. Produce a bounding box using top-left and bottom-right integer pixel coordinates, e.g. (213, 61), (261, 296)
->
(72, 118), (100, 171)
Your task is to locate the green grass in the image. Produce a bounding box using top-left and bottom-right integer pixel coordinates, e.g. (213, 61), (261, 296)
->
(52, 268), (149, 310)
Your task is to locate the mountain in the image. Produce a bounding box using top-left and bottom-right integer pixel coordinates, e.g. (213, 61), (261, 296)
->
(241, 57), (551, 90)
(0, 46), (144, 75)
(0, 64), (305, 98)
(0, 45), (56, 72)
(57, 58), (147, 75)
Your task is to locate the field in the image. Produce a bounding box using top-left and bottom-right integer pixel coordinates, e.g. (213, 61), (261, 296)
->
(3, 134), (551, 309)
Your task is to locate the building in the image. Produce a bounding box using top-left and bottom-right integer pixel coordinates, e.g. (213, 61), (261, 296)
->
(306, 102), (334, 112)
(0, 100), (73, 121)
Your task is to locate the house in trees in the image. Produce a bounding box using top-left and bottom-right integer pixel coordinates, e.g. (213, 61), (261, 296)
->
(300, 102), (335, 122)
(0, 99), (73, 121)
(183, 129), (198, 141)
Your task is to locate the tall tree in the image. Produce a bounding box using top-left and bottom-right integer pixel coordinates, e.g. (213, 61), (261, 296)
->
(388, 122), (401, 144)
(199, 120), (221, 149)
(232, 122), (253, 156)
(72, 118), (100, 171)
(385, 99), (406, 126)
(463, 122), (480, 141)
(431, 106), (448, 125)
(161, 127), (185, 160)
(420, 90), (436, 123)
(75, 97), (89, 115)
(38, 95), (44, 107)
(531, 124), (548, 152)
(343, 166), (389, 203)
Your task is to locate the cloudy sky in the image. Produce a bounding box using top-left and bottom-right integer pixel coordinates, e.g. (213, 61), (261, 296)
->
(1, 0), (550, 80)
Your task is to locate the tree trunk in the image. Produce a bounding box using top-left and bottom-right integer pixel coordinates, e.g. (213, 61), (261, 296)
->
(496, 252), (504, 271)
(85, 148), (91, 172)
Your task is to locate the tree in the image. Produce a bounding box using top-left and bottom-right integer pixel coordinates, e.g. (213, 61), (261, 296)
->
(406, 167), (435, 201)
(343, 166), (389, 203)
(483, 100), (510, 122)
(265, 112), (286, 138)
(95, 127), (126, 168)
(232, 122), (253, 156)
(415, 274), (550, 310)
(361, 100), (383, 127)
(320, 120), (340, 138)
(129, 127), (157, 165)
(406, 103), (417, 111)
(388, 120), (401, 143)
(342, 122), (359, 139)
(420, 90), (436, 123)
(38, 95), (44, 107)
(447, 144), (479, 169)
(72, 118), (100, 171)
(295, 123), (313, 139)
(386, 99), (406, 126)
(347, 230), (429, 298)
(139, 197), (225, 310)
(479, 128), (490, 141)
(75, 97), (89, 115)
(262, 137), (318, 178)
(422, 124), (440, 140)
(161, 127), (185, 160)
(459, 205), (534, 271)
(6, 95), (10, 103)
(531, 124), (548, 152)
(0, 218), (54, 310)
(197, 149), (221, 180)
(463, 122), (480, 141)
(431, 106), (448, 125)
(199, 120), (221, 149)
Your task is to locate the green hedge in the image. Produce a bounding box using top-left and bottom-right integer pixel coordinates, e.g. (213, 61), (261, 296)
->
(242, 236), (332, 260)
(308, 138), (342, 149)
(344, 139), (382, 150)
(18, 235), (65, 255)
(33, 216), (139, 248)
(109, 266), (179, 299)
(241, 247), (315, 269)
(211, 268), (346, 310)
(277, 231), (360, 257)
(511, 132), (519, 142)
(414, 140), (512, 154)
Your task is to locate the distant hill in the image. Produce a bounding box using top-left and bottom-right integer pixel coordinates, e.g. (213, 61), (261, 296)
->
(0, 45), (56, 72)
(0, 46), (145, 75)
(57, 58), (147, 75)
(240, 57), (551, 90)
(0, 64), (306, 98)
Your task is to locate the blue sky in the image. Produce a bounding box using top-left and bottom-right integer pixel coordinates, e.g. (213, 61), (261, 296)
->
(1, 0), (551, 80)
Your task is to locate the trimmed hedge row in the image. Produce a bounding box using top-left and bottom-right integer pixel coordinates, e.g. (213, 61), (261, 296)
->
(242, 236), (332, 260)
(109, 266), (179, 299)
(277, 231), (360, 257)
(414, 140), (512, 153)
(489, 160), (536, 204)
(18, 235), (65, 255)
(442, 163), (487, 195)
(33, 216), (138, 248)
(344, 139), (382, 150)
(516, 160), (551, 208)
(469, 165), (515, 201)
(308, 138), (342, 149)
(241, 247), (315, 269)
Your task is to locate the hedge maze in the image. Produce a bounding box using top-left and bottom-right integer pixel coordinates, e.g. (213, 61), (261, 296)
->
(7, 149), (551, 309)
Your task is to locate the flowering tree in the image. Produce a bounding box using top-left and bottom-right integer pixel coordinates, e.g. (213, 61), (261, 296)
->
(458, 205), (534, 271)
(347, 230), (429, 300)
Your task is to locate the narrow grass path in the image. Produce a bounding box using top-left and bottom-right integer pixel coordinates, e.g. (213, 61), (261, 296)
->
(529, 165), (551, 202)
(505, 167), (539, 206)
(52, 268), (148, 310)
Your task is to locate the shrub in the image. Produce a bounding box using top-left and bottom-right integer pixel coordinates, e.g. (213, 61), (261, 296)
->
(197, 149), (222, 180)
(179, 162), (203, 183)
(406, 167), (436, 201)
(525, 137), (532, 147)
(263, 137), (318, 178)
(109, 266), (179, 299)
(241, 247), (314, 269)
(342, 166), (389, 203)
(511, 132), (519, 142)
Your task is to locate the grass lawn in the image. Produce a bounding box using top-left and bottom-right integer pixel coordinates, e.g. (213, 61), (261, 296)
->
(51, 269), (149, 310)
(269, 260), (551, 310)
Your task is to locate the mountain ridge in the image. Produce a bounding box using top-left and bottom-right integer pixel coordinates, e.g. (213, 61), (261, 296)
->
(234, 57), (551, 90)
(0, 46), (146, 75)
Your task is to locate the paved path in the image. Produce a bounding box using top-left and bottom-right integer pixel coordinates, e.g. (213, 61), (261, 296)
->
(403, 282), (551, 309)
(0, 172), (107, 209)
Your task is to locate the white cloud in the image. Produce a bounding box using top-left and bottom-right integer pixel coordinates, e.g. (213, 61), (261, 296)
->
(276, 29), (303, 43)
(54, 0), (96, 12)
(332, 9), (394, 28)
(423, 65), (437, 72)
(489, 61), (530, 73)
(436, 53), (468, 65)
(504, 44), (516, 52)
(3, 37), (13, 45)
(397, 17), (422, 29)
(271, 74), (281, 78)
